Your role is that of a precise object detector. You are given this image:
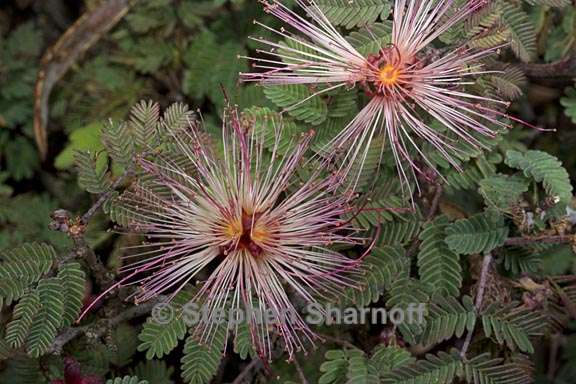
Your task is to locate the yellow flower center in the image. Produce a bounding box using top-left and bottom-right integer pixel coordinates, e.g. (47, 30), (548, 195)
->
(378, 64), (401, 87)
(222, 210), (272, 256)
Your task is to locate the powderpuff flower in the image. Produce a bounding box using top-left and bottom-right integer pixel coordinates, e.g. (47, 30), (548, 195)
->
(242, 0), (536, 192)
(81, 106), (364, 359)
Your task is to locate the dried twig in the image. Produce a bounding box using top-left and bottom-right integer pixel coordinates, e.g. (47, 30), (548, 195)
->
(293, 355), (310, 384)
(49, 297), (163, 354)
(519, 52), (576, 79)
(460, 252), (493, 359)
(34, 0), (133, 159)
(81, 160), (135, 224)
(504, 234), (574, 246)
(426, 184), (443, 221)
(231, 358), (263, 384)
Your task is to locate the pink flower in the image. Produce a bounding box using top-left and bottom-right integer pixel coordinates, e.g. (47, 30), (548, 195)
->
(242, 0), (537, 192)
(81, 106), (363, 359)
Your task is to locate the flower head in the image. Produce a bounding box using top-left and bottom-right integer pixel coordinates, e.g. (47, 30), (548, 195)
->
(242, 0), (536, 192)
(82, 106), (362, 359)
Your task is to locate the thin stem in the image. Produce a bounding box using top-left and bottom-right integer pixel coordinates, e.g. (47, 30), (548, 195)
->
(504, 234), (574, 246)
(460, 252), (492, 359)
(231, 358), (263, 384)
(426, 184), (443, 221)
(81, 162), (135, 224)
(293, 354), (310, 384)
(49, 297), (163, 354)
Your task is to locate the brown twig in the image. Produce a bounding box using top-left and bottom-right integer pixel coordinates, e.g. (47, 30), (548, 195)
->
(231, 358), (263, 384)
(293, 355), (310, 384)
(547, 333), (562, 382)
(33, 0), (133, 159)
(460, 252), (493, 359)
(49, 297), (162, 354)
(81, 161), (135, 224)
(519, 52), (576, 79)
(426, 184), (443, 221)
(504, 234), (574, 246)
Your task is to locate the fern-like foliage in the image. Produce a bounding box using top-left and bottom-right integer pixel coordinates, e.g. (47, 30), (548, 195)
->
(74, 150), (111, 194)
(346, 22), (392, 55)
(445, 211), (509, 255)
(524, 0), (571, 7)
(502, 246), (542, 275)
(130, 100), (160, 148)
(263, 84), (328, 125)
(0, 242), (55, 308)
(560, 86), (576, 124)
(101, 120), (135, 167)
(6, 291), (41, 349)
(380, 350), (462, 384)
(0, 338), (10, 362)
(131, 360), (174, 384)
(481, 302), (546, 353)
(353, 194), (414, 228)
(159, 101), (194, 135)
(378, 218), (422, 246)
(463, 353), (533, 384)
(180, 332), (225, 384)
(339, 245), (409, 307)
(488, 64), (527, 101)
(137, 292), (192, 359)
(479, 174), (530, 211)
(419, 295), (476, 346)
(386, 278), (431, 344)
(57, 262), (86, 327)
(319, 349), (367, 384)
(233, 321), (257, 360)
(370, 345), (415, 374)
(243, 106), (306, 155)
(0, 356), (45, 384)
(442, 155), (496, 193)
(0, 245), (83, 358)
(26, 277), (65, 357)
(506, 150), (573, 203)
(314, 0), (391, 29)
(138, 317), (187, 360)
(418, 217), (462, 297)
(498, 1), (537, 62)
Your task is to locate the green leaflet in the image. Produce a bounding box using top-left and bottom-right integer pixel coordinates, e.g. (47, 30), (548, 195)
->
(180, 332), (225, 384)
(418, 217), (463, 297)
(57, 262), (86, 327)
(481, 302), (546, 354)
(418, 295), (476, 346)
(26, 277), (65, 357)
(263, 84), (328, 125)
(314, 0), (391, 29)
(137, 291), (193, 359)
(0, 243), (55, 308)
(445, 211), (509, 255)
(506, 150), (573, 203)
(479, 174), (530, 211)
(560, 86), (576, 124)
(131, 360), (175, 384)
